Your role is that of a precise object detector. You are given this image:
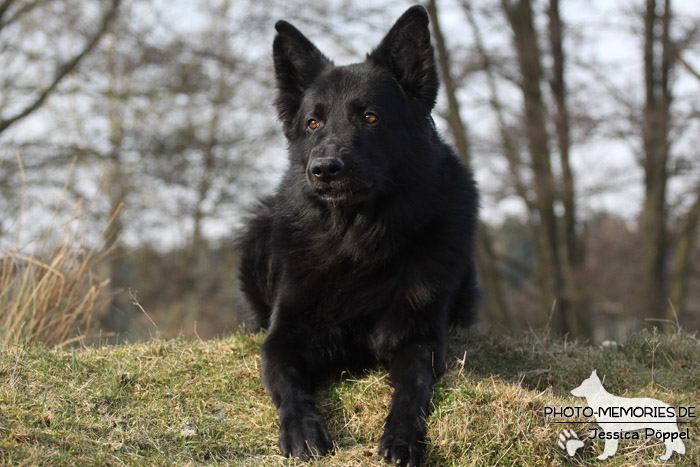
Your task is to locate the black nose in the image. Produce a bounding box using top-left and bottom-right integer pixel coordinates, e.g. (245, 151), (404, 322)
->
(309, 156), (344, 183)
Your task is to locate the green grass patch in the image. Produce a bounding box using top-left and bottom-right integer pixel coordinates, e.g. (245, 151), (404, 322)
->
(1, 329), (698, 466)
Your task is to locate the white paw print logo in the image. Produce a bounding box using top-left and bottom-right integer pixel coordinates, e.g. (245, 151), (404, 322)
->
(558, 429), (584, 457)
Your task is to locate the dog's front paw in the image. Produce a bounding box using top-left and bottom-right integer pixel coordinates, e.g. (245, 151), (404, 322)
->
(278, 409), (333, 460)
(378, 415), (425, 467)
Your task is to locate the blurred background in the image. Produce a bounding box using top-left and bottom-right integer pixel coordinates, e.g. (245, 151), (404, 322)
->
(1, 0), (699, 345)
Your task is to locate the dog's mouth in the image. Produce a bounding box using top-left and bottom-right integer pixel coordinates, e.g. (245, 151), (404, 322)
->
(314, 182), (375, 205)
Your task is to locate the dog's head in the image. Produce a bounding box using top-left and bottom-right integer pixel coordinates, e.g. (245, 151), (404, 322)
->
(570, 370), (603, 398)
(272, 6), (439, 206)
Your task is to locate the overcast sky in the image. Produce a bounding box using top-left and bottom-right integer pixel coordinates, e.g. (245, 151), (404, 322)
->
(3, 0), (699, 248)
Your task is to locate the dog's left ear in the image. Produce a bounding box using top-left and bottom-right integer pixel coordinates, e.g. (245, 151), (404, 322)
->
(368, 6), (439, 111)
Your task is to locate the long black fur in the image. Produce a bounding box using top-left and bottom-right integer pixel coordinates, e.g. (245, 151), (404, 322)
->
(236, 6), (479, 466)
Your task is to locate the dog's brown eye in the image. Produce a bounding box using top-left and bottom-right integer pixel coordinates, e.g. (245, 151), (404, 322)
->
(363, 113), (378, 124)
(308, 119), (323, 130)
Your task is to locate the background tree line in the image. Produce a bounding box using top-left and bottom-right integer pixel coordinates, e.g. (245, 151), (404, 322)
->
(1, 0), (699, 342)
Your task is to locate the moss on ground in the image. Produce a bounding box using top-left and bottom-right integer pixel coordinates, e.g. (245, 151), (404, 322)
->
(1, 329), (698, 466)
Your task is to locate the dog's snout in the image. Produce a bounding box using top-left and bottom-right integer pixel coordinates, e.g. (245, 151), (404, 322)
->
(310, 156), (345, 183)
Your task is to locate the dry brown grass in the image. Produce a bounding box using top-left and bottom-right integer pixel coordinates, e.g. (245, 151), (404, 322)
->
(0, 157), (115, 347)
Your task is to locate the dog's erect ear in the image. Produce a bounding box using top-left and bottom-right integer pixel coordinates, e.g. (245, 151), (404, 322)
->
(591, 370), (598, 380)
(368, 6), (438, 111)
(273, 21), (332, 126)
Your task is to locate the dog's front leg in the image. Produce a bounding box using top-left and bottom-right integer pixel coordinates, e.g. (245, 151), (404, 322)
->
(261, 331), (332, 460)
(379, 338), (446, 467)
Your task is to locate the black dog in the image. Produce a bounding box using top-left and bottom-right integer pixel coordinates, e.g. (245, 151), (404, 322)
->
(237, 6), (479, 466)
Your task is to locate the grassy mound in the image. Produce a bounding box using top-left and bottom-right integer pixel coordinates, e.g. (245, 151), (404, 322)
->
(1, 329), (698, 466)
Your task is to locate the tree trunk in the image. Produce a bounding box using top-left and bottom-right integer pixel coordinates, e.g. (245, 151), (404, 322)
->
(641, 0), (673, 327)
(502, 0), (571, 336)
(668, 185), (700, 322)
(462, 0), (554, 317)
(427, 0), (513, 332)
(547, 0), (591, 339)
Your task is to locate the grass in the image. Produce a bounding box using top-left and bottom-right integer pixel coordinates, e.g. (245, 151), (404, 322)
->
(0, 329), (698, 466)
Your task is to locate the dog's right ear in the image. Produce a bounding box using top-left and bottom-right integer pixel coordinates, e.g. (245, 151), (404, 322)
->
(273, 21), (332, 127)
(368, 6), (438, 112)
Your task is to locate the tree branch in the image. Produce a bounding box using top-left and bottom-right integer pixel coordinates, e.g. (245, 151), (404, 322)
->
(0, 1), (47, 33)
(0, 0), (121, 135)
(0, 0), (14, 23)
(677, 53), (700, 82)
